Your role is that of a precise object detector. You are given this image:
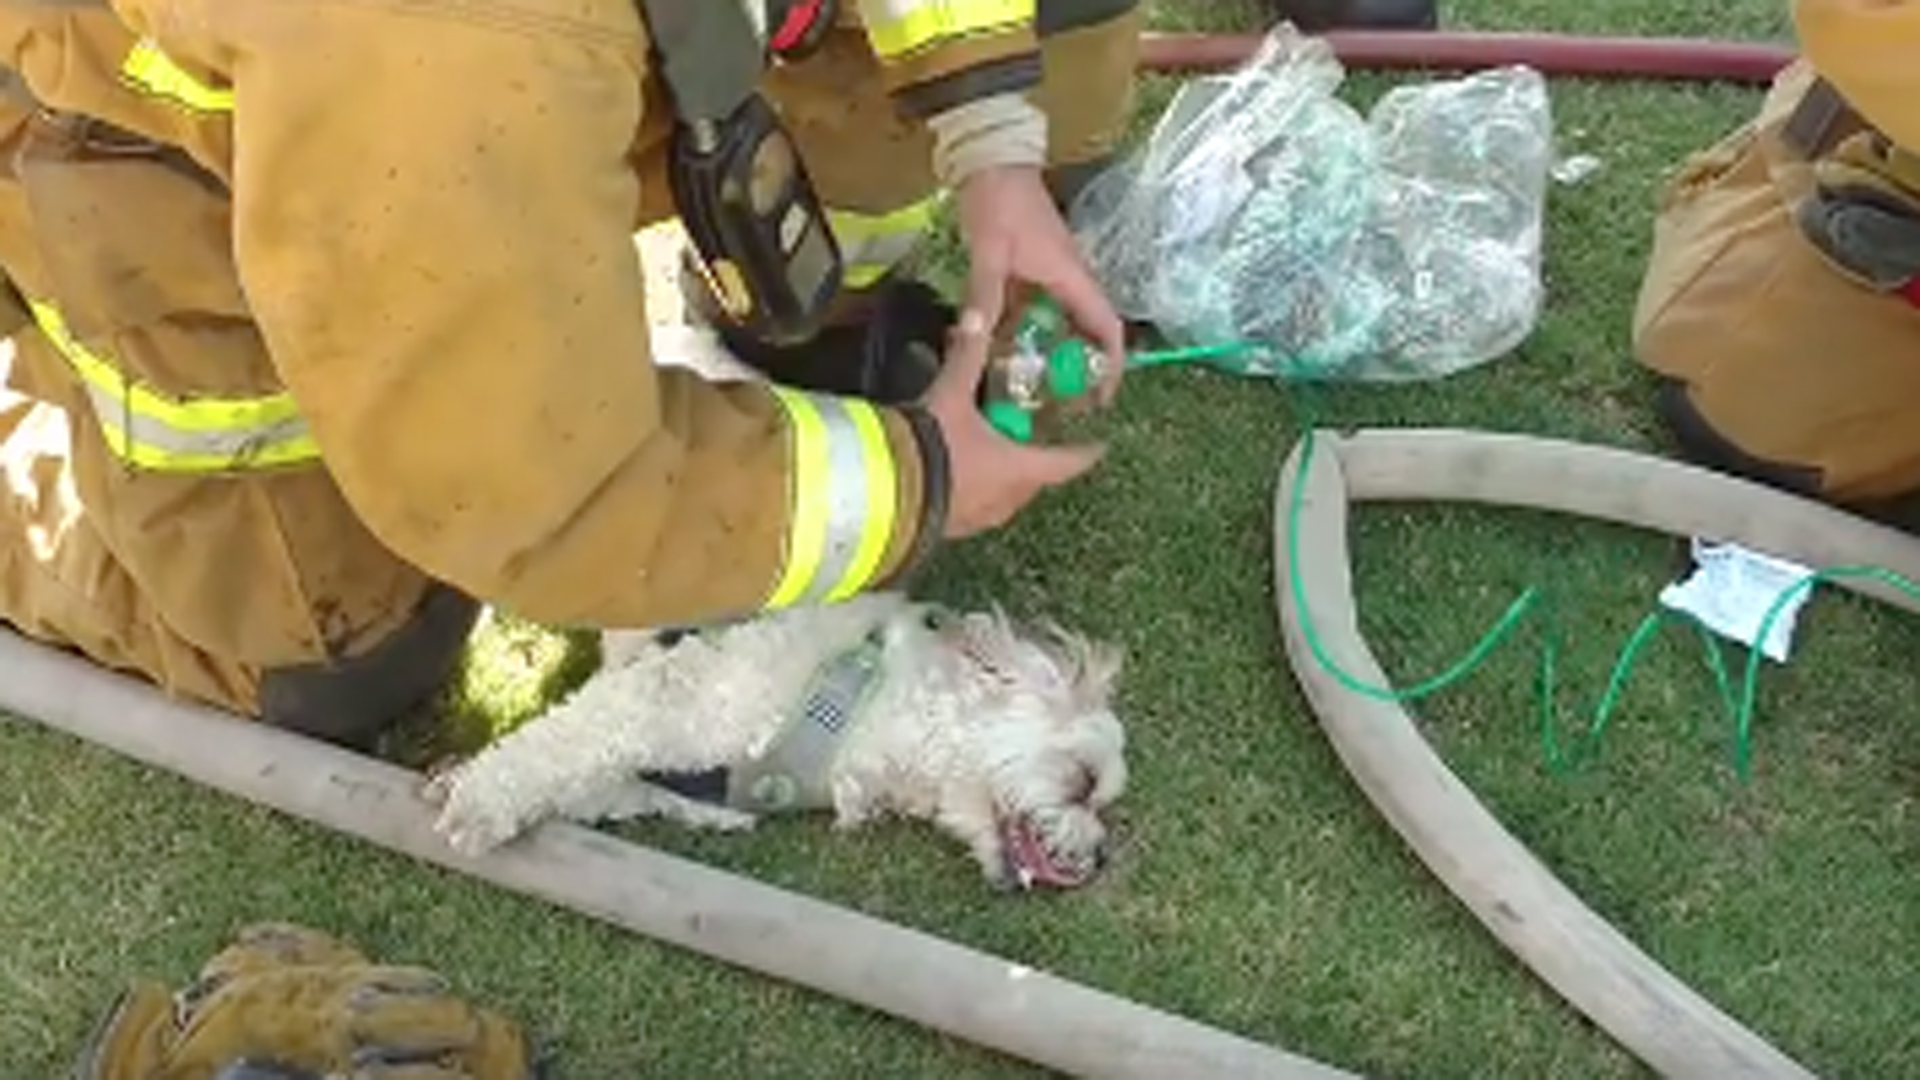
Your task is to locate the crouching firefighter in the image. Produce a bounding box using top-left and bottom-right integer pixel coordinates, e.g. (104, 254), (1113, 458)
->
(0, 0), (1135, 750)
(1633, 0), (1920, 516)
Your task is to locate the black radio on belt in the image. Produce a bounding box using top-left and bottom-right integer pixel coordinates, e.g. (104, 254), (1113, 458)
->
(638, 0), (843, 346)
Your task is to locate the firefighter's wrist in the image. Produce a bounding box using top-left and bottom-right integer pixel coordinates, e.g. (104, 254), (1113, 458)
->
(926, 91), (1049, 191)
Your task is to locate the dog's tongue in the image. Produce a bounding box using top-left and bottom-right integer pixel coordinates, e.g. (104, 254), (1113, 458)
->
(1000, 815), (1091, 891)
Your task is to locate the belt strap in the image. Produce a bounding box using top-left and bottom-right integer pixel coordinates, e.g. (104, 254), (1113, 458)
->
(1782, 77), (1920, 308)
(1781, 75), (1869, 160)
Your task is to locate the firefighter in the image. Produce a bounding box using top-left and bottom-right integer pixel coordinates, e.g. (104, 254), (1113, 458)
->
(1633, 0), (1920, 515)
(0, 0), (1145, 751)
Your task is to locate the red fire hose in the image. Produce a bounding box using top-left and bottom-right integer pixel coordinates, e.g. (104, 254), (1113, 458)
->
(1138, 30), (1796, 85)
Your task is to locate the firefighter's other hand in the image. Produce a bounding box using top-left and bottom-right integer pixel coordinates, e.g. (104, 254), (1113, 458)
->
(955, 164), (1127, 405)
(922, 310), (1105, 540)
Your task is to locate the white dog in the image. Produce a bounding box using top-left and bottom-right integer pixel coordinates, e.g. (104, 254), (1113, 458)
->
(422, 591), (1129, 890)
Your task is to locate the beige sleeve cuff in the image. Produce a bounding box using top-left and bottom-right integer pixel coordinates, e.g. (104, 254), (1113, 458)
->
(926, 91), (1049, 189)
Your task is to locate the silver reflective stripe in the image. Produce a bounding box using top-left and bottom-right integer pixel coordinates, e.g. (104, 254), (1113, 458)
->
(81, 380), (313, 465)
(763, 386), (900, 609)
(25, 297), (321, 472)
(804, 394), (878, 601)
(839, 226), (924, 285)
(827, 201), (939, 288)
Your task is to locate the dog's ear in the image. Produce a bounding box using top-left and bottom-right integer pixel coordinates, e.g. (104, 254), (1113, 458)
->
(1036, 621), (1125, 708)
(947, 607), (1124, 707)
(1076, 637), (1125, 704)
(947, 606), (1042, 691)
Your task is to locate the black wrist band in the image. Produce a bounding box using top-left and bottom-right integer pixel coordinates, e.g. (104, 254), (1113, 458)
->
(893, 53), (1043, 121)
(892, 404), (951, 583)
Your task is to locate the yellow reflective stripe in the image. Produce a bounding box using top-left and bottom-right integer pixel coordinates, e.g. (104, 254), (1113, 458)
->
(828, 197), (942, 289)
(29, 301), (299, 432)
(764, 386), (901, 608)
(772, 394), (833, 609)
(27, 300), (319, 472)
(119, 38), (234, 113)
(862, 0), (1036, 59)
(832, 403), (899, 601)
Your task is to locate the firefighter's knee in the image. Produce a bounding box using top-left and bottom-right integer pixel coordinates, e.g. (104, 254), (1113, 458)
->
(1651, 377), (1829, 499)
(1632, 65), (1920, 506)
(258, 581), (480, 753)
(0, 404), (263, 717)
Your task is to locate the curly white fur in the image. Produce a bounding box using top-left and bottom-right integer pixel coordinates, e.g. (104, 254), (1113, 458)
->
(423, 592), (1128, 889)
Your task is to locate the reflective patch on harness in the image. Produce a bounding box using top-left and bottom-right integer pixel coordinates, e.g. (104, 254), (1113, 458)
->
(120, 38), (234, 113)
(27, 300), (319, 472)
(763, 386), (900, 609)
(726, 629), (888, 813)
(862, 0), (1036, 60)
(827, 196), (942, 289)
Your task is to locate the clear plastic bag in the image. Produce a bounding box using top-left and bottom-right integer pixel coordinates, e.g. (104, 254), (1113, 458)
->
(1068, 24), (1556, 382)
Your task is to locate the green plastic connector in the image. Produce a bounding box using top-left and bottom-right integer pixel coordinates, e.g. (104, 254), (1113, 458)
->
(1046, 338), (1094, 400)
(982, 296), (1104, 443)
(984, 399), (1035, 443)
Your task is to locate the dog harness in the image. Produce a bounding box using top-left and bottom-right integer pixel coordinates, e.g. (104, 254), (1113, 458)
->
(643, 625), (894, 814)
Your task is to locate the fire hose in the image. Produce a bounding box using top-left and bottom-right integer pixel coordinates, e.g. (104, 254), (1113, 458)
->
(1139, 29), (1796, 85)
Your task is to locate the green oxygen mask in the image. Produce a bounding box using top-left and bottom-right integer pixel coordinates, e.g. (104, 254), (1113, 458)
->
(981, 295), (1266, 442)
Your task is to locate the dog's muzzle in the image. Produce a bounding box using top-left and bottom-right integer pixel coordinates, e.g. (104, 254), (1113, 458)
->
(1000, 815), (1109, 891)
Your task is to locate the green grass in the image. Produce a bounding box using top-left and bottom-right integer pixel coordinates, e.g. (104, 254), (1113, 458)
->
(5, 1), (1917, 1077)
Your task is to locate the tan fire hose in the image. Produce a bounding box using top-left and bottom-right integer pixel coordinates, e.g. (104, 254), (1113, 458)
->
(1274, 427), (1920, 1080)
(0, 625), (1357, 1080)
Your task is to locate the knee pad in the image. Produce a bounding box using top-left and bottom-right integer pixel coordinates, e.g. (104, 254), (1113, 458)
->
(257, 582), (480, 752)
(1633, 68), (1920, 509)
(1654, 377), (1827, 499)
(1655, 376), (1920, 531)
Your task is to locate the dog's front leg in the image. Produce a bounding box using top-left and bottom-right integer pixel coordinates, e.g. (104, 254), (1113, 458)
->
(555, 777), (760, 832)
(427, 667), (661, 854)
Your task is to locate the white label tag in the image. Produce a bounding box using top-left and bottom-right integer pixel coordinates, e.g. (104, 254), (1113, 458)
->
(1658, 539), (1818, 664)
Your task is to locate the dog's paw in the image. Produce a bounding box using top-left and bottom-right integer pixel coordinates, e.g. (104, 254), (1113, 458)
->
(430, 785), (530, 856)
(417, 757), (469, 808)
(433, 807), (525, 856)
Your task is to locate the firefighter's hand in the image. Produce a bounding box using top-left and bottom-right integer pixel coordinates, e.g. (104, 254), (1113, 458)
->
(923, 309), (1105, 540)
(955, 164), (1127, 405)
